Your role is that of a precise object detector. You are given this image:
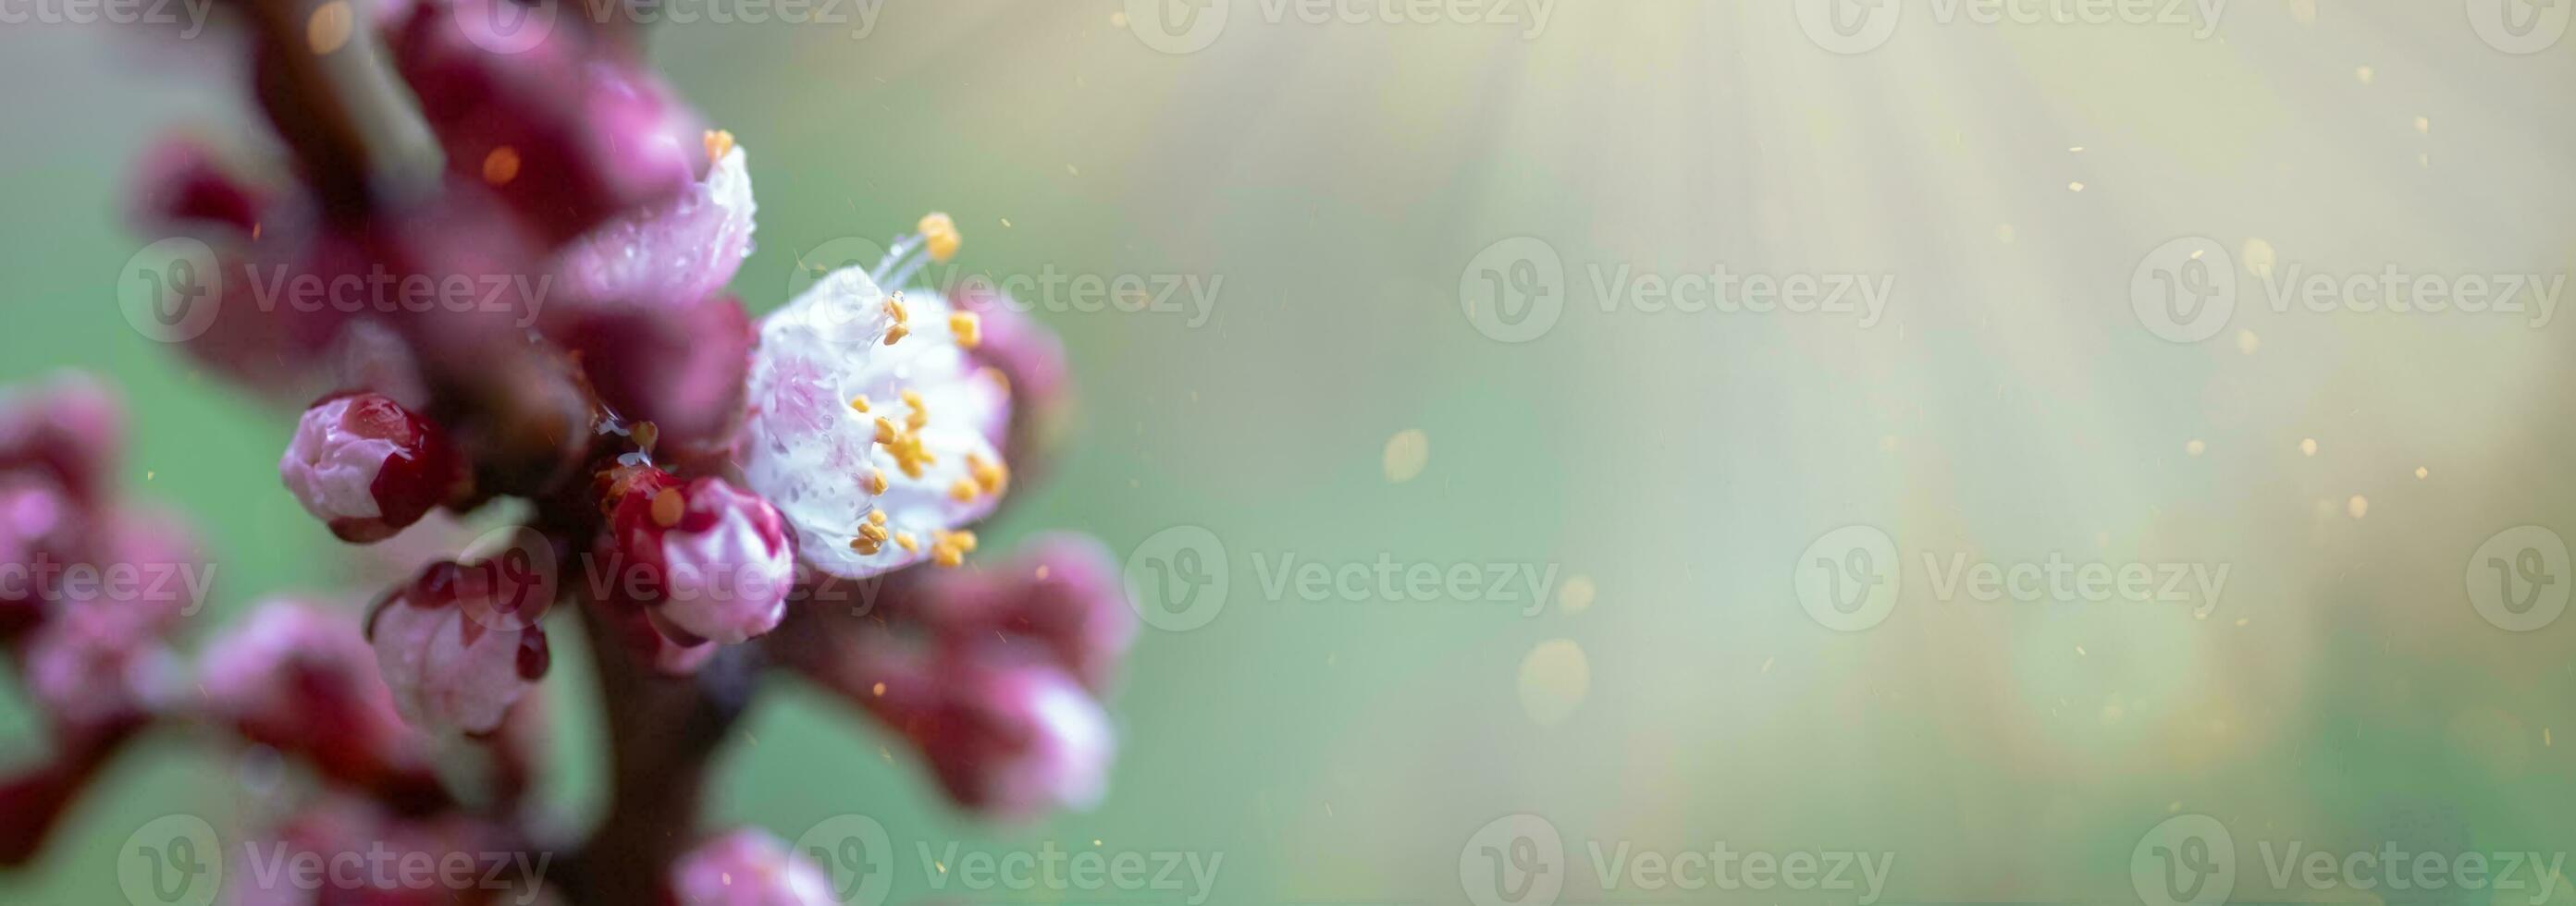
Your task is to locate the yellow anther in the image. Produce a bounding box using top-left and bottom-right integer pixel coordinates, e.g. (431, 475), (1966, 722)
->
(848, 395), (870, 413)
(864, 469), (890, 495)
(867, 509), (888, 525)
(874, 417), (900, 446)
(949, 312), (981, 349)
(883, 294), (911, 346)
(902, 388), (929, 431)
(850, 536), (882, 556)
(968, 452), (1008, 496)
(919, 213), (961, 263)
(650, 488), (684, 528)
(704, 129), (735, 161)
(857, 522), (889, 544)
(948, 479), (979, 503)
(894, 532), (918, 553)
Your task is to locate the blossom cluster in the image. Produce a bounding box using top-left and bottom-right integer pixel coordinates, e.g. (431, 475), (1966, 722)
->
(6, 1), (1132, 901)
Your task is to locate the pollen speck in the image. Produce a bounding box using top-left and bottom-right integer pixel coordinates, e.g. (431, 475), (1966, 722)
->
(480, 147), (521, 187)
(306, 0), (353, 54)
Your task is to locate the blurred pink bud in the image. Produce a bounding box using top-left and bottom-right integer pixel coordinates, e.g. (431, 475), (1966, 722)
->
(0, 373), (126, 506)
(367, 559), (551, 736)
(0, 478), (81, 637)
(552, 297), (755, 462)
(390, 0), (702, 244)
(53, 507), (212, 641)
(948, 281), (1071, 474)
(606, 474), (793, 645)
(913, 664), (1113, 820)
(670, 828), (835, 906)
(20, 600), (182, 731)
(129, 134), (267, 237)
(228, 798), (529, 906)
(974, 535), (1134, 692)
(202, 601), (441, 803)
(283, 393), (467, 543)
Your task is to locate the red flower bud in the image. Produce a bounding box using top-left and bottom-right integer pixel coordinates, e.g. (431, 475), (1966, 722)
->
(282, 392), (467, 543)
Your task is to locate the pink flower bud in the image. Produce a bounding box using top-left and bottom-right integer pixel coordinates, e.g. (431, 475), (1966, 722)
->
(913, 664), (1113, 820)
(282, 393), (466, 544)
(552, 296), (755, 463)
(389, 1), (701, 244)
(367, 559), (551, 736)
(948, 280), (1072, 474)
(55, 508), (210, 639)
(0, 478), (81, 637)
(202, 601), (439, 801)
(606, 474), (794, 645)
(975, 535), (1134, 692)
(0, 373), (125, 506)
(129, 134), (267, 238)
(670, 828), (835, 906)
(20, 599), (182, 731)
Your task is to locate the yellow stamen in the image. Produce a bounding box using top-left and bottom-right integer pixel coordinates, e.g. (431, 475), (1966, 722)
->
(848, 395), (870, 413)
(949, 312), (981, 349)
(948, 479), (979, 503)
(650, 489), (684, 528)
(894, 532), (918, 553)
(704, 129), (735, 161)
(919, 212), (961, 263)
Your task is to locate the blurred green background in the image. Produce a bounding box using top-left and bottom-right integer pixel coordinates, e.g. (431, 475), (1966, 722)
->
(5, 1), (2576, 903)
